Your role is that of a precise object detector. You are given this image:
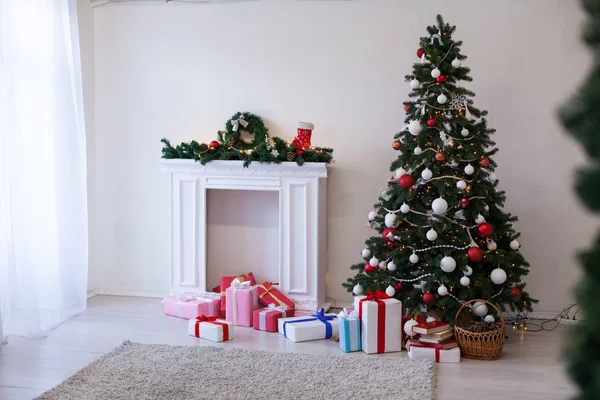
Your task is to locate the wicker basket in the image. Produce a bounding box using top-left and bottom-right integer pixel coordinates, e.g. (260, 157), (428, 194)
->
(454, 299), (506, 360)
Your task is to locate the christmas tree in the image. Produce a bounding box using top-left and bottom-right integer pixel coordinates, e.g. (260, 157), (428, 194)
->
(561, 0), (600, 397)
(343, 15), (537, 324)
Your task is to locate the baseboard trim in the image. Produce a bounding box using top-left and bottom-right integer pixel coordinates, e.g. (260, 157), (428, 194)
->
(98, 290), (166, 299)
(87, 288), (99, 299)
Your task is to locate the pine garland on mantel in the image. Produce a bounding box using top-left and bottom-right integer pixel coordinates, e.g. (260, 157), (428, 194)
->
(161, 112), (334, 167)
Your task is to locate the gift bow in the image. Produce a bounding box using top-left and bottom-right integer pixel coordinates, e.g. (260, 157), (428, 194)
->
(230, 280), (251, 289)
(312, 308), (337, 323)
(337, 308), (359, 319)
(196, 315), (219, 323)
(265, 303), (288, 313)
(415, 102), (427, 116)
(231, 114), (249, 132)
(175, 293), (197, 302)
(363, 290), (391, 301)
(430, 33), (443, 45)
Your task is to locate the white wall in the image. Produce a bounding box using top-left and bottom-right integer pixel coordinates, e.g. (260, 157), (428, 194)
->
(89, 0), (593, 313)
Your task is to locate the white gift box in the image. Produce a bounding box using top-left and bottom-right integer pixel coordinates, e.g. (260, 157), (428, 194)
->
(406, 339), (461, 363)
(356, 294), (403, 354)
(278, 310), (339, 342)
(187, 317), (233, 342)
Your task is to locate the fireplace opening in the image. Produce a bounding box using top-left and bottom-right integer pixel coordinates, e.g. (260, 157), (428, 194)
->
(206, 189), (279, 289)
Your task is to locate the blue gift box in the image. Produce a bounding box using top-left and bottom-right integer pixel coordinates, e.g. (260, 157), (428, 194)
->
(339, 315), (361, 353)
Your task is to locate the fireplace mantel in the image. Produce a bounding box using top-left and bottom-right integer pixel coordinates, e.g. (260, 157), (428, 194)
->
(160, 159), (328, 311)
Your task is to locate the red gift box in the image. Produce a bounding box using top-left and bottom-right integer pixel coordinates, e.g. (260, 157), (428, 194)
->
(213, 272), (256, 318)
(253, 305), (295, 332)
(257, 281), (295, 310)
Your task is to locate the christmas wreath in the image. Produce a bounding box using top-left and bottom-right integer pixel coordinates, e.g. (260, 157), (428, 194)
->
(161, 111), (333, 167)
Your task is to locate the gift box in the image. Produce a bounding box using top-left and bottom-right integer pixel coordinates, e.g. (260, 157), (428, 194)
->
(225, 281), (259, 327)
(338, 309), (361, 353)
(188, 316), (233, 342)
(163, 293), (220, 319)
(357, 291), (403, 354)
(253, 304), (295, 332)
(257, 281), (295, 310)
(278, 308), (338, 342)
(406, 339), (461, 363)
(214, 272), (256, 318)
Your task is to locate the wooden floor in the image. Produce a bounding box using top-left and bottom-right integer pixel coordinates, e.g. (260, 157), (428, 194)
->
(0, 296), (576, 400)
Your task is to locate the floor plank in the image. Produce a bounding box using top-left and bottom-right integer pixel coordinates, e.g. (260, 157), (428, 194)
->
(0, 295), (577, 399)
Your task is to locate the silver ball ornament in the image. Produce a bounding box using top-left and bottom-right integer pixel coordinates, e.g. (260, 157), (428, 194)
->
(385, 213), (397, 228)
(432, 197), (448, 214)
(484, 315), (496, 323)
(451, 58), (462, 68)
(369, 257), (379, 267)
(440, 256), (457, 273)
(408, 120), (423, 136)
(464, 164), (475, 175)
(510, 240), (520, 250)
(421, 168), (433, 180)
(437, 284), (448, 296)
(387, 261), (396, 271)
(473, 302), (488, 317)
(426, 229), (438, 241)
(475, 214), (485, 224)
(410, 79), (421, 89)
(464, 266), (473, 276)
(361, 248), (371, 258)
(353, 284), (364, 295)
(487, 241), (497, 251)
(437, 94), (447, 104)
(460, 276), (470, 286)
(414, 146), (422, 155)
(400, 203), (410, 214)
(461, 128), (469, 137)
(385, 285), (396, 297)
(409, 253), (419, 264)
(490, 268), (507, 284)
(456, 180), (467, 190)
(431, 68), (441, 78)
(404, 319), (419, 336)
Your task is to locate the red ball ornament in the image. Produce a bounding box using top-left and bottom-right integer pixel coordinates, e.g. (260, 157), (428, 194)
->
(510, 287), (522, 302)
(392, 140), (402, 150)
(467, 247), (484, 262)
(478, 222), (494, 238)
(387, 241), (394, 249)
(382, 228), (396, 241)
(209, 140), (220, 149)
(427, 118), (436, 127)
(399, 174), (414, 189)
(436, 75), (447, 83)
(395, 282), (403, 291)
(459, 197), (470, 208)
(435, 152), (446, 162)
(423, 293), (434, 304)
(404, 104), (411, 112)
(364, 263), (376, 273)
(296, 149), (304, 156)
(416, 48), (425, 58)
(479, 158), (490, 168)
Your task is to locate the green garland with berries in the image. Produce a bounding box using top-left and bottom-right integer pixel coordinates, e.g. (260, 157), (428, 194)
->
(161, 111), (333, 167)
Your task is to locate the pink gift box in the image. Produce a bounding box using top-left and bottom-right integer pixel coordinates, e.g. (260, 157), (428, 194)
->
(163, 293), (220, 319)
(253, 305), (295, 332)
(225, 284), (259, 327)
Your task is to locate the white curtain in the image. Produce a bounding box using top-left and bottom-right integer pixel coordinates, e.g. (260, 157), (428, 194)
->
(0, 0), (88, 342)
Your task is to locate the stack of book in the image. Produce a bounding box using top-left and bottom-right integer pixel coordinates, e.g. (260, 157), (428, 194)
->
(412, 321), (457, 350)
(407, 321), (461, 362)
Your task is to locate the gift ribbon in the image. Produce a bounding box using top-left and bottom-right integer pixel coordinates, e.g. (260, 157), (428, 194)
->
(258, 283), (293, 308)
(259, 304), (288, 331)
(230, 280), (251, 325)
(220, 275), (251, 296)
(194, 316), (230, 342)
(231, 114), (249, 132)
(359, 290), (390, 353)
(195, 296), (216, 316)
(175, 293), (196, 318)
(430, 33), (443, 45)
(283, 308), (336, 339)
(338, 309), (360, 352)
(407, 342), (440, 363)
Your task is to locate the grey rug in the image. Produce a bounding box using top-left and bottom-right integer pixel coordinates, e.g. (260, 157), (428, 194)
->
(36, 341), (435, 400)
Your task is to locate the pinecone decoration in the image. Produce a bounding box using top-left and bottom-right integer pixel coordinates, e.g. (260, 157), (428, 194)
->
(197, 143), (209, 153)
(286, 152), (296, 161)
(239, 152), (248, 160)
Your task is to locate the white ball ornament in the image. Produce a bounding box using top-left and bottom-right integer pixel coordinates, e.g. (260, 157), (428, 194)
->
(353, 284), (364, 295)
(437, 284), (448, 296)
(490, 268), (507, 284)
(395, 168), (407, 179)
(487, 241), (497, 251)
(414, 146), (423, 155)
(460, 276), (471, 286)
(461, 128), (469, 137)
(385, 213), (397, 228)
(464, 164), (475, 175)
(488, 172), (497, 182)
(410, 79), (421, 89)
(510, 240), (521, 250)
(456, 180), (467, 190)
(379, 260), (387, 270)
(432, 197), (448, 215)
(426, 229), (438, 241)
(431, 68), (441, 78)
(451, 58), (462, 68)
(408, 120), (423, 136)
(369, 257), (379, 267)
(475, 214), (485, 224)
(464, 266), (473, 276)
(386, 285), (396, 297)
(361, 248), (371, 258)
(387, 261), (397, 271)
(400, 203), (411, 214)
(421, 168), (433, 181)
(484, 315), (496, 323)
(409, 253), (419, 264)
(404, 319), (419, 337)
(437, 94), (448, 104)
(440, 256), (457, 273)
(483, 204), (490, 211)
(473, 302), (488, 317)
(368, 211), (376, 221)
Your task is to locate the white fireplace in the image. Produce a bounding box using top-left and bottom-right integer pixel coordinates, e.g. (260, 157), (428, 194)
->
(160, 159), (328, 311)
